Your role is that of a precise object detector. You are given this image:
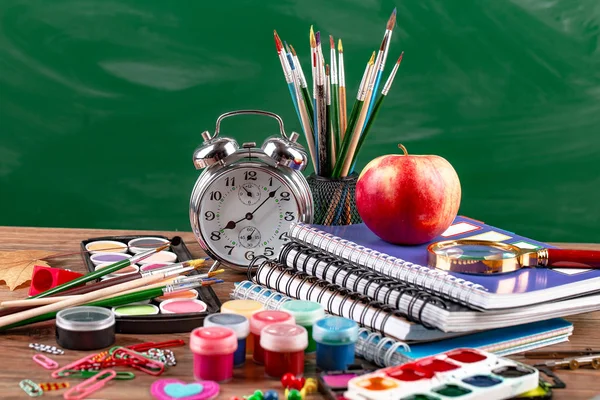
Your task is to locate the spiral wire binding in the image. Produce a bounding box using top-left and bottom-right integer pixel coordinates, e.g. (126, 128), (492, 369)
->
(278, 241), (449, 328)
(230, 280), (411, 367)
(289, 222), (486, 308)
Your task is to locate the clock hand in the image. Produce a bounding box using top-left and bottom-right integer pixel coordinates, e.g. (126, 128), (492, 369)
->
(243, 186), (253, 197)
(247, 186), (281, 217)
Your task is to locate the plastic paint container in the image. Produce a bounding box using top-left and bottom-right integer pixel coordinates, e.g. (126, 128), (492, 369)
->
(128, 237), (170, 254)
(159, 299), (208, 314)
(281, 300), (325, 353)
(90, 252), (131, 266)
(260, 324), (308, 378)
(112, 304), (159, 316)
(250, 310), (295, 365)
(204, 313), (250, 367)
(56, 306), (115, 350)
(190, 326), (238, 382)
(85, 240), (128, 254)
(313, 317), (359, 371)
(155, 289), (199, 302)
(137, 251), (178, 264)
(221, 300), (264, 354)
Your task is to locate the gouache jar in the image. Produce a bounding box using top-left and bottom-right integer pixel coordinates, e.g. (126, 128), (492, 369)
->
(250, 310), (295, 365)
(281, 300), (325, 353)
(260, 324), (308, 378)
(313, 317), (359, 371)
(189, 326), (238, 382)
(221, 300), (264, 354)
(204, 313), (250, 367)
(56, 306), (115, 350)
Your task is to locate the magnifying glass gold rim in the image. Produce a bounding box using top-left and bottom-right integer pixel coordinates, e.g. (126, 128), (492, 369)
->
(427, 240), (528, 274)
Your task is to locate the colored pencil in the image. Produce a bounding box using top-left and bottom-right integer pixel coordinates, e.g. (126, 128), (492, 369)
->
(315, 32), (328, 176)
(351, 52), (404, 167)
(274, 31), (301, 123)
(332, 52), (375, 178)
(337, 39), (347, 140)
(365, 8), (396, 124)
(329, 35), (340, 154)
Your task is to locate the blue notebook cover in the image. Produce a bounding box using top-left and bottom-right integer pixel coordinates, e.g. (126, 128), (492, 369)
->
(299, 216), (600, 296)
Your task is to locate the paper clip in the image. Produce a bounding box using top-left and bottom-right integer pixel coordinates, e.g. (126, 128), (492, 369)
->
(38, 382), (70, 391)
(59, 370), (135, 380)
(33, 353), (59, 370)
(128, 339), (185, 352)
(19, 379), (43, 397)
(111, 347), (165, 376)
(52, 354), (99, 378)
(63, 369), (117, 400)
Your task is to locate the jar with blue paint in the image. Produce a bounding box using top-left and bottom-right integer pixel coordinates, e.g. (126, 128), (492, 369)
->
(313, 317), (358, 371)
(204, 313), (250, 367)
(281, 300), (325, 353)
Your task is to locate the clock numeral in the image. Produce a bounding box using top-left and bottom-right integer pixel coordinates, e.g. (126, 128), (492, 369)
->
(280, 191), (290, 201)
(284, 211), (295, 221)
(209, 191), (222, 201)
(244, 250), (255, 261)
(244, 171), (257, 181)
(210, 231), (221, 241)
(204, 211), (215, 221)
(224, 245), (234, 255)
(269, 177), (273, 186)
(279, 232), (290, 242)
(226, 177), (235, 186)
(264, 247), (275, 257)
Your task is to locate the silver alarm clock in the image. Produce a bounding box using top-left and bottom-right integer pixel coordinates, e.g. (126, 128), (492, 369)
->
(190, 110), (313, 270)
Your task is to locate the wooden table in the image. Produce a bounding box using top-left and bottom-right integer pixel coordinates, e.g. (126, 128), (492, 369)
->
(0, 227), (598, 399)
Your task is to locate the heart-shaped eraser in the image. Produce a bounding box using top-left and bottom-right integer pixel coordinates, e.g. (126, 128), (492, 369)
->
(164, 383), (203, 398)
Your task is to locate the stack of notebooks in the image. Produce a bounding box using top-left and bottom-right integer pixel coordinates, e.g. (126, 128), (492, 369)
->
(236, 216), (600, 367)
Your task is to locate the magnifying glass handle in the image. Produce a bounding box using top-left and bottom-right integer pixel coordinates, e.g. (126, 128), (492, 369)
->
(542, 249), (600, 268)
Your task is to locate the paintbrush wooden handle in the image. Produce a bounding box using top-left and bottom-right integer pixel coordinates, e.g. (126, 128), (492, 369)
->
(1, 296), (76, 308)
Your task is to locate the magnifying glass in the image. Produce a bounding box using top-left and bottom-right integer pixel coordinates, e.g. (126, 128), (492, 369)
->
(427, 240), (600, 275)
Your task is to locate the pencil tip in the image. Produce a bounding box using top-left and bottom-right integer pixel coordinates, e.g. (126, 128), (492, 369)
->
(338, 38), (343, 52)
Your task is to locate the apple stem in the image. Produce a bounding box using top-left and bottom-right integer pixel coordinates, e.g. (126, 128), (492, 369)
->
(398, 144), (408, 155)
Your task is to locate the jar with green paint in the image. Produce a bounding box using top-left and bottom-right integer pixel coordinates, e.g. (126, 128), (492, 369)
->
(280, 300), (325, 353)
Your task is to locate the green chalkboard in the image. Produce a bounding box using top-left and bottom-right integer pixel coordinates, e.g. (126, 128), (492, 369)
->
(0, 1), (599, 242)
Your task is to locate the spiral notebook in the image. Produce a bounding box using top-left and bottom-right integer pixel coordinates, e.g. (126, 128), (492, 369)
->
(289, 216), (600, 310)
(231, 281), (573, 367)
(279, 241), (600, 332)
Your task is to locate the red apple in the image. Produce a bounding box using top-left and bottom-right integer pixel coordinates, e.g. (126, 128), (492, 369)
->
(356, 144), (461, 245)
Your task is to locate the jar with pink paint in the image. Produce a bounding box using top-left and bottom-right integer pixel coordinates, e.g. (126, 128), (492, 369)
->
(189, 326), (238, 382)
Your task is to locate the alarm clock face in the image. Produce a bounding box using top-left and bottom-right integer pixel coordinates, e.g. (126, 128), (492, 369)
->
(196, 166), (300, 266)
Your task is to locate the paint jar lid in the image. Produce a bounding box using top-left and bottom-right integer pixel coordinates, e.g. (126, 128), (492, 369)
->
(313, 317), (359, 345)
(56, 306), (115, 332)
(204, 313), (250, 339)
(260, 323), (308, 353)
(250, 310), (295, 335)
(220, 300), (264, 319)
(280, 300), (325, 325)
(190, 326), (238, 355)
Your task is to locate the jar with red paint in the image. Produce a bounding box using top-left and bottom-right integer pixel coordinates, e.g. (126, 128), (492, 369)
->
(250, 310), (295, 365)
(189, 326), (238, 382)
(260, 324), (308, 378)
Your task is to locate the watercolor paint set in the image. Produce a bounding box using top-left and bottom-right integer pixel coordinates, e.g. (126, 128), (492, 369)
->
(80, 235), (221, 334)
(345, 349), (539, 400)
(318, 366), (375, 400)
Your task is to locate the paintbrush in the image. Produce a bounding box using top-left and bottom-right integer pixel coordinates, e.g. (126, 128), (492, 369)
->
(315, 31), (328, 176)
(329, 35), (340, 154)
(338, 39), (347, 140)
(274, 30), (301, 124)
(310, 26), (319, 171)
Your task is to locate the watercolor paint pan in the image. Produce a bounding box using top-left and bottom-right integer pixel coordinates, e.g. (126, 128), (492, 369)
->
(345, 348), (539, 400)
(318, 366), (375, 400)
(81, 235), (221, 334)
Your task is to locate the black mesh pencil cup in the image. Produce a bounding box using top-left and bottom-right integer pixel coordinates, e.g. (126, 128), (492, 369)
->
(306, 173), (362, 226)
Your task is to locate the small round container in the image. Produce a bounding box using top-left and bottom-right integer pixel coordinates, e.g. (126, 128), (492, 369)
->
(260, 324), (308, 378)
(137, 251), (178, 265)
(95, 263), (139, 277)
(85, 240), (128, 254)
(204, 313), (250, 367)
(159, 299), (208, 314)
(221, 300), (264, 354)
(313, 317), (359, 371)
(56, 306), (115, 350)
(155, 289), (199, 302)
(281, 300), (325, 353)
(90, 252), (132, 266)
(190, 326), (238, 382)
(250, 310), (295, 365)
(112, 304), (159, 316)
(128, 237), (171, 254)
(140, 263), (174, 272)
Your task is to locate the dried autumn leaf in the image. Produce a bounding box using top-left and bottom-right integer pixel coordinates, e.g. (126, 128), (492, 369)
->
(0, 250), (57, 291)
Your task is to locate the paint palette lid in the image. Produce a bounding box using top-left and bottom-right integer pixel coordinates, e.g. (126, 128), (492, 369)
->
(128, 237), (171, 254)
(204, 313), (250, 339)
(56, 306), (115, 331)
(250, 310), (295, 335)
(190, 326), (238, 355)
(280, 300), (325, 325)
(260, 323), (308, 353)
(313, 316), (358, 345)
(159, 299), (208, 314)
(220, 300), (264, 319)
